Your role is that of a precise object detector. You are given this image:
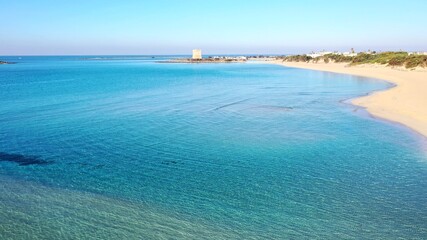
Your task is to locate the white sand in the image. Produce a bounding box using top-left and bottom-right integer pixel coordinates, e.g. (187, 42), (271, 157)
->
(273, 61), (427, 137)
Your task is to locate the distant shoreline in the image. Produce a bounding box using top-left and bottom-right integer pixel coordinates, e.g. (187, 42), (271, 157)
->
(158, 60), (245, 64)
(272, 60), (427, 138)
(159, 58), (247, 64)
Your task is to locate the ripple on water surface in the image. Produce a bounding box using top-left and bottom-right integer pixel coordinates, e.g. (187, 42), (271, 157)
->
(0, 59), (426, 239)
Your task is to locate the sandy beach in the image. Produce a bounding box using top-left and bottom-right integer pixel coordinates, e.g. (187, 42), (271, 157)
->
(273, 61), (427, 138)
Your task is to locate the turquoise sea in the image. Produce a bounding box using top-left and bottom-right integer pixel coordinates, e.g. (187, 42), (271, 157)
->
(0, 56), (426, 239)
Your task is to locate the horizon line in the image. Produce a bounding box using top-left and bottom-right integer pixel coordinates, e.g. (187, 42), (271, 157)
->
(2, 50), (426, 57)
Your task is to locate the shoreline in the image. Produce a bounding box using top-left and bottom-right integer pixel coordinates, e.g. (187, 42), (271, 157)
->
(272, 61), (427, 138)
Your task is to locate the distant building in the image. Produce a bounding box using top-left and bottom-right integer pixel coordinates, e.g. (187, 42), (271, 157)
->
(342, 52), (357, 57)
(307, 51), (332, 58)
(306, 51), (358, 58)
(192, 49), (202, 59)
(408, 51), (427, 55)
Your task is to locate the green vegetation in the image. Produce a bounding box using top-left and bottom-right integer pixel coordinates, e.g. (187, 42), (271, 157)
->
(388, 55), (407, 66)
(352, 52), (408, 65)
(280, 52), (427, 69)
(405, 54), (427, 68)
(321, 53), (353, 63)
(280, 55), (313, 62)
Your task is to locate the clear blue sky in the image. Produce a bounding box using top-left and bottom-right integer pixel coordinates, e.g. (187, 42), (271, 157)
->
(1, 0), (426, 55)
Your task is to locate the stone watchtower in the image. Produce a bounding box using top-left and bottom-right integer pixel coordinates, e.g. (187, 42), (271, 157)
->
(192, 49), (202, 60)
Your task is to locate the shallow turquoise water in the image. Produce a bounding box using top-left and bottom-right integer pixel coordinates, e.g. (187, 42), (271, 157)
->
(0, 56), (426, 239)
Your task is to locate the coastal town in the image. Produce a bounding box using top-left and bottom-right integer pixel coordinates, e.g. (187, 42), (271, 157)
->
(304, 50), (427, 58)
